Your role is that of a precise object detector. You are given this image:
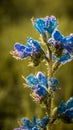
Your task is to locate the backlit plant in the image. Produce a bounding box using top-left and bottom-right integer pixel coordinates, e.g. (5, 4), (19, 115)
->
(10, 15), (73, 130)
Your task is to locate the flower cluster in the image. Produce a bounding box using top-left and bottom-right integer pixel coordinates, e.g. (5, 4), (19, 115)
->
(14, 116), (49, 130)
(32, 16), (58, 35)
(58, 97), (73, 123)
(25, 72), (59, 100)
(49, 30), (73, 64)
(11, 38), (43, 59)
(10, 37), (46, 66)
(11, 16), (73, 66)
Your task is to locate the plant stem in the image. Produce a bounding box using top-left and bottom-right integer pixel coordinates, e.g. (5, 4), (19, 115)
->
(46, 43), (54, 130)
(46, 43), (53, 78)
(42, 38), (55, 130)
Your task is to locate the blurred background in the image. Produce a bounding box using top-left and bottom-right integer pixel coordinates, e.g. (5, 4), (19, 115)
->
(0, 0), (73, 130)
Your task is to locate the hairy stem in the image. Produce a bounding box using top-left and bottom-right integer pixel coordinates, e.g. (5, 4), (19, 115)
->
(46, 43), (57, 130)
(46, 44), (54, 130)
(42, 37), (55, 130)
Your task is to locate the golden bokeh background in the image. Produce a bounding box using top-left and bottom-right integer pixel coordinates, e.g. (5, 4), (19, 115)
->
(0, 0), (73, 130)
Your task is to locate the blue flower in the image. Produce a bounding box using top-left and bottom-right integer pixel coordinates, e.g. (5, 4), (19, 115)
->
(26, 72), (48, 98)
(27, 38), (41, 53)
(32, 18), (45, 34)
(14, 43), (31, 58)
(21, 117), (34, 129)
(48, 30), (64, 48)
(26, 74), (38, 87)
(49, 30), (73, 54)
(66, 97), (73, 109)
(26, 72), (48, 89)
(36, 116), (49, 128)
(49, 78), (59, 91)
(53, 29), (63, 42)
(48, 30), (73, 64)
(26, 72), (59, 99)
(14, 116), (49, 130)
(62, 34), (73, 54)
(58, 52), (73, 64)
(64, 108), (73, 118)
(41, 116), (49, 128)
(32, 16), (58, 35)
(11, 38), (42, 59)
(36, 72), (48, 88)
(58, 100), (66, 114)
(35, 85), (47, 97)
(58, 97), (73, 122)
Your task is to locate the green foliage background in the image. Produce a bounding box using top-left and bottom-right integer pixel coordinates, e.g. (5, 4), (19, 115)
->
(0, 0), (73, 130)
